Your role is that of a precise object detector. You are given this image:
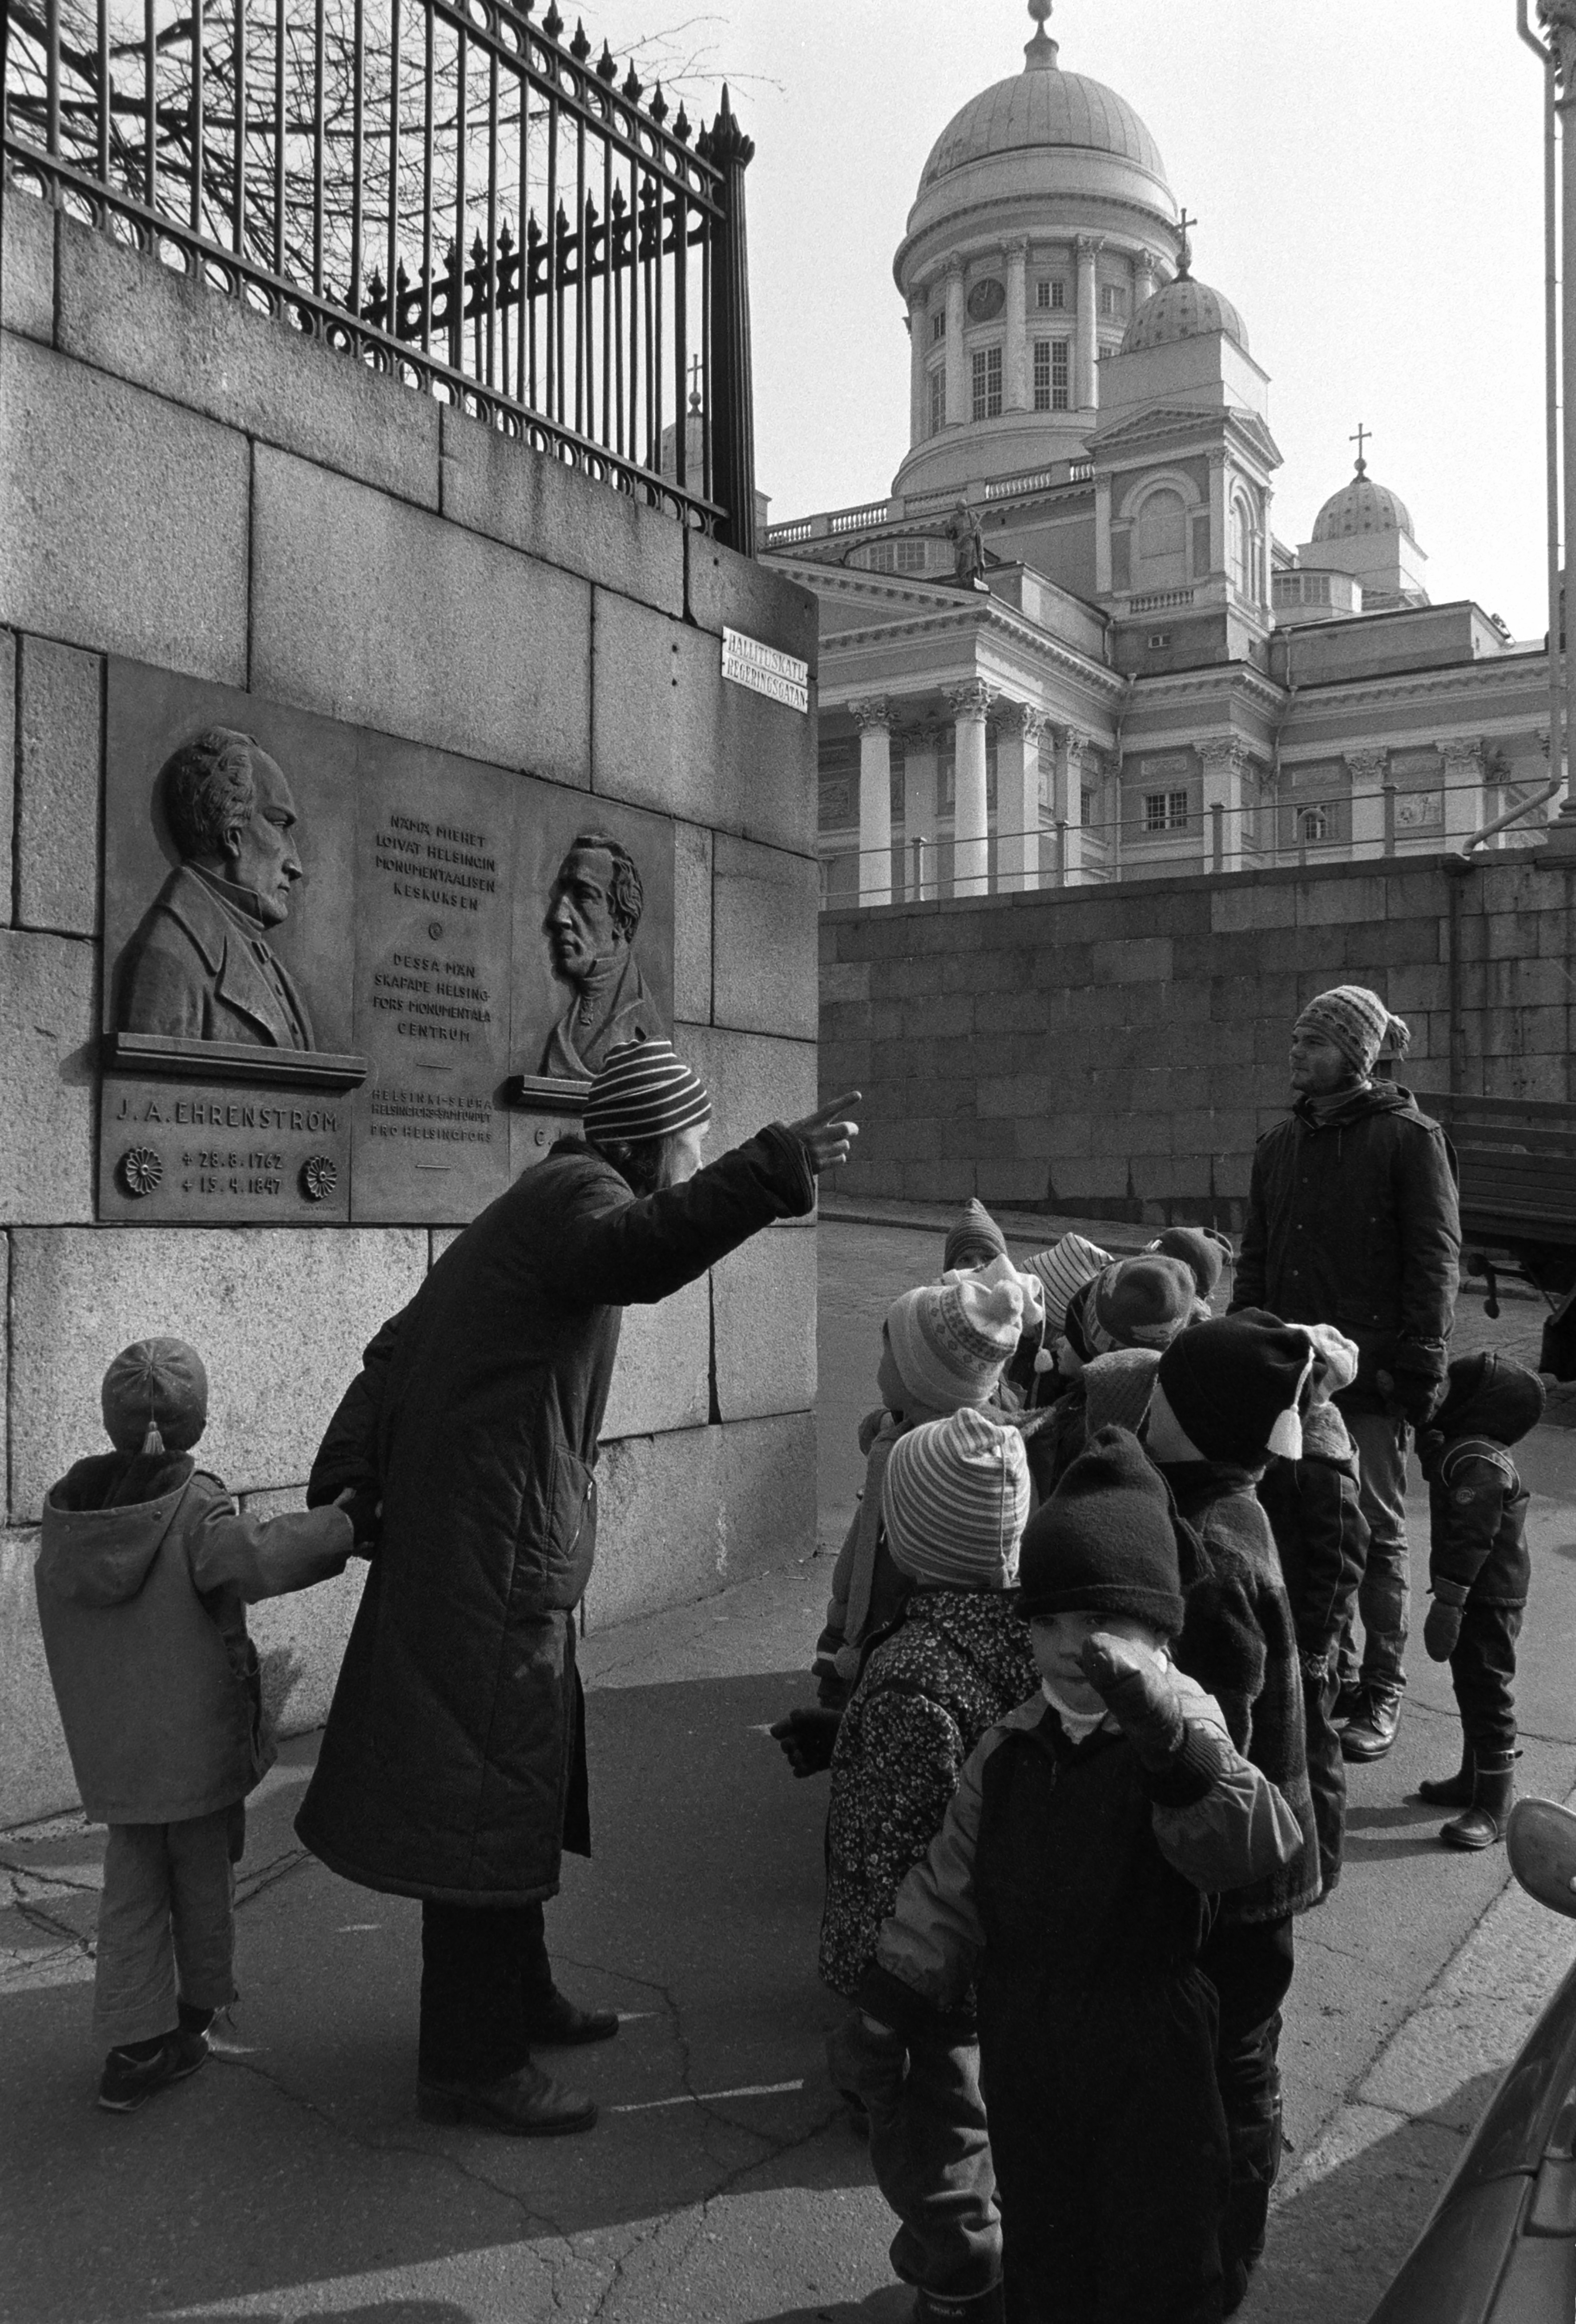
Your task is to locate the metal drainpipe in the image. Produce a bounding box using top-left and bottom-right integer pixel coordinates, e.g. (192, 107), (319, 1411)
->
(1446, 856), (1473, 1096)
(1110, 673), (1136, 865)
(1520, 3), (1566, 804)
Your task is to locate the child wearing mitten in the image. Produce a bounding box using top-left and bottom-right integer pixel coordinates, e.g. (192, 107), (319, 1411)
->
(845, 1429), (1299, 2324)
(33, 1337), (374, 2113)
(1415, 1351), (1547, 1850)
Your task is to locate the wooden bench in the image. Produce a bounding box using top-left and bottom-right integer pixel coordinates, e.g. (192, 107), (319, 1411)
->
(1424, 1094), (1576, 1376)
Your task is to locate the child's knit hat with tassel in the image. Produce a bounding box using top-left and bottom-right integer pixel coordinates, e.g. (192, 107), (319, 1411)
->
(101, 1338), (210, 1454)
(1154, 1310), (1318, 1467)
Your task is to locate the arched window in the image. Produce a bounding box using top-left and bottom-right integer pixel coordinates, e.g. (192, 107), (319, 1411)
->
(1232, 496), (1257, 599)
(1135, 488), (1188, 589)
(1298, 805), (1329, 844)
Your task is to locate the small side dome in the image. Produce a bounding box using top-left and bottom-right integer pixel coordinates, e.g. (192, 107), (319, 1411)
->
(1121, 235), (1247, 354)
(1312, 459), (1414, 542)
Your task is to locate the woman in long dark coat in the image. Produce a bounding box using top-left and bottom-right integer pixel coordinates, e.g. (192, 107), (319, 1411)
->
(296, 1038), (857, 2134)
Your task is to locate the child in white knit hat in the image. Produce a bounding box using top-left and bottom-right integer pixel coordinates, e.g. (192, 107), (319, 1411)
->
(773, 1265), (1027, 1780)
(822, 1406), (1036, 2324)
(1256, 1324), (1368, 1901)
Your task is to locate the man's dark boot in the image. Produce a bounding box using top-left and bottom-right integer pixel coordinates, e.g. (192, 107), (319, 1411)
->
(417, 2060), (598, 2134)
(1415, 1746), (1474, 1808)
(1341, 1685), (1403, 1763)
(1332, 1680), (1366, 1728)
(522, 1989), (620, 2046)
(1441, 1756), (1516, 1851)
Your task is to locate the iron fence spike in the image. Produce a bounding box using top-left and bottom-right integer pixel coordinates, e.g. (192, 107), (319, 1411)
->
(569, 19), (590, 62)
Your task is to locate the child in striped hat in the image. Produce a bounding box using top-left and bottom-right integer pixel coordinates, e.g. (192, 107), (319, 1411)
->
(822, 1407), (1036, 2324)
(774, 1266), (1026, 1776)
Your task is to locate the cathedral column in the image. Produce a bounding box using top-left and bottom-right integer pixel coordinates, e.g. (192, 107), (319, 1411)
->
(996, 703), (1044, 891)
(1199, 740), (1251, 875)
(908, 288), (929, 446)
(947, 681), (992, 897)
(1005, 239), (1029, 411)
(903, 725), (940, 900)
(1346, 748), (1389, 858)
(1258, 486), (1274, 613)
(1053, 726), (1089, 885)
(1207, 449), (1228, 581)
(1440, 738), (1488, 844)
(851, 698), (893, 906)
(1075, 236), (1100, 410)
(944, 260), (967, 426)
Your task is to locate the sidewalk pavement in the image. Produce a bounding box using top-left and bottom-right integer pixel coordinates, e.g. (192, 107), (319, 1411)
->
(5, 1205), (1576, 2321)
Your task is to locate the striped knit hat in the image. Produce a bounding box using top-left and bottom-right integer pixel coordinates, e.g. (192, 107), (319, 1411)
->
(1024, 1233), (1112, 1336)
(583, 1036), (711, 1145)
(1295, 986), (1410, 1079)
(942, 1198), (1008, 1273)
(1082, 1347), (1161, 1438)
(886, 1266), (1026, 1412)
(101, 1337), (209, 1454)
(881, 1407), (1030, 1591)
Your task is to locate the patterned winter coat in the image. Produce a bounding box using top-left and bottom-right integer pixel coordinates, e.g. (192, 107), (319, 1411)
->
(818, 1587), (1038, 1999)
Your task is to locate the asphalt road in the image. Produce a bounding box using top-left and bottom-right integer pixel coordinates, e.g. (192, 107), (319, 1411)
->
(2, 1216), (1574, 2323)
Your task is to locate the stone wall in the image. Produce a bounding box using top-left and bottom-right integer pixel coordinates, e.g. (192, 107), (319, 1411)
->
(0, 192), (819, 1824)
(820, 853), (1576, 1221)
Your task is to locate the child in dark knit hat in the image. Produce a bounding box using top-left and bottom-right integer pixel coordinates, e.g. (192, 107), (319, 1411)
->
(849, 1428), (1299, 2324)
(1256, 1325), (1368, 1899)
(33, 1338), (375, 2114)
(1414, 1351), (1548, 1851)
(1147, 1313), (1322, 2310)
(1147, 1224), (1235, 1307)
(822, 1408), (1037, 2324)
(1029, 1254), (1200, 1502)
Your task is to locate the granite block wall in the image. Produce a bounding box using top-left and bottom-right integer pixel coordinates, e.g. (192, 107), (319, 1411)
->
(821, 855), (1576, 1224)
(0, 192), (819, 1824)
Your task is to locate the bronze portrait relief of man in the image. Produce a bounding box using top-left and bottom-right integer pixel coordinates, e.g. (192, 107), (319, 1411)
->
(538, 830), (664, 1078)
(117, 727), (315, 1049)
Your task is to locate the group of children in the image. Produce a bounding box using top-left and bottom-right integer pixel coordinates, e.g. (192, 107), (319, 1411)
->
(30, 1194), (1546, 2324)
(782, 1197), (1547, 2324)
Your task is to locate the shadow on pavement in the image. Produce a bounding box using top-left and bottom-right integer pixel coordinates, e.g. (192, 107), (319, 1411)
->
(1240, 2069), (1502, 2323)
(1, 1670), (880, 2323)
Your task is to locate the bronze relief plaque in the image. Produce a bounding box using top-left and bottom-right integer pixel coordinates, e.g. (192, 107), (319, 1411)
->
(100, 662), (677, 1225)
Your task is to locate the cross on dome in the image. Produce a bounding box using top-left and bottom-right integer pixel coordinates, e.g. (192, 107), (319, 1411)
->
(1176, 208), (1198, 277)
(1350, 420), (1370, 477)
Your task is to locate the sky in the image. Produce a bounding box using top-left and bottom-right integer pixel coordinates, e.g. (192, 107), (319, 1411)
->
(589, 0), (1554, 640)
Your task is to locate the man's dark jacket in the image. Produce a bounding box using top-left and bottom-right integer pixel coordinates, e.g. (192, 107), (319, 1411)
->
(295, 1126), (814, 1904)
(1231, 1081), (1459, 1414)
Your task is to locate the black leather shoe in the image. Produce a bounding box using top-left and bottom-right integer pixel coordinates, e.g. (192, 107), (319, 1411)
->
(417, 2061), (598, 2135)
(522, 1990), (621, 2046)
(1341, 1688), (1403, 1763)
(97, 2028), (208, 2112)
(1332, 1682), (1366, 1727)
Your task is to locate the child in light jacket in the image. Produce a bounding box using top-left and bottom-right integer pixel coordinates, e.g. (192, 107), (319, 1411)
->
(845, 1429), (1299, 2324)
(34, 1337), (372, 2113)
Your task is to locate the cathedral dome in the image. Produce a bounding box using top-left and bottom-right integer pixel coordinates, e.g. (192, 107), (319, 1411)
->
(1312, 461), (1414, 542)
(1122, 246), (1247, 355)
(918, 59), (1168, 195)
(902, 2), (1174, 246)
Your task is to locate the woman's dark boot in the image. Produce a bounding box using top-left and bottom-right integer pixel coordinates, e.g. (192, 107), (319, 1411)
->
(1441, 1756), (1516, 1851)
(1415, 1746), (1474, 1808)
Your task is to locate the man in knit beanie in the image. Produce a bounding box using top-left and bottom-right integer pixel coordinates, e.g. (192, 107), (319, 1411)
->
(1233, 983), (1459, 1768)
(300, 1054), (861, 2137)
(854, 1426), (1300, 2324)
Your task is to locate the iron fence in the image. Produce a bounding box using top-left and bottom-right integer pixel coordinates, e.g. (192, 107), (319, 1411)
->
(0, 0), (756, 542)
